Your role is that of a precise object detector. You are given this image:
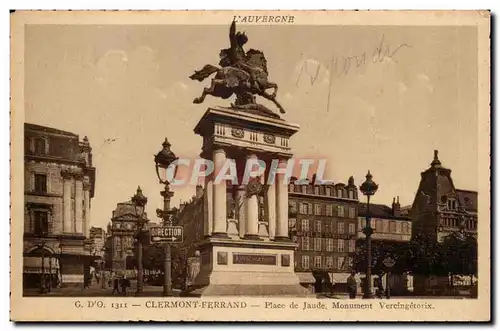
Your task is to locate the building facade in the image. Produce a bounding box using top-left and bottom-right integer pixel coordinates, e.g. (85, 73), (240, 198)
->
(89, 227), (106, 259)
(410, 150), (478, 293)
(23, 123), (96, 289)
(357, 198), (413, 295)
(410, 150), (478, 242)
(288, 177), (359, 293)
(107, 188), (149, 272)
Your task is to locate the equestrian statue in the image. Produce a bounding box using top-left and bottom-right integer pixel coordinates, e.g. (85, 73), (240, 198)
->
(189, 20), (286, 118)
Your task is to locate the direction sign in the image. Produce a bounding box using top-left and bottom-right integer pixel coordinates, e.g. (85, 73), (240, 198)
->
(383, 257), (396, 268)
(150, 226), (183, 244)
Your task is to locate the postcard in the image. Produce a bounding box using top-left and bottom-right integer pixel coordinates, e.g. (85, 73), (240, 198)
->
(10, 10), (490, 322)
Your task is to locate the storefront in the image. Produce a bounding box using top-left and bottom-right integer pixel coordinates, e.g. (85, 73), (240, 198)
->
(23, 256), (60, 289)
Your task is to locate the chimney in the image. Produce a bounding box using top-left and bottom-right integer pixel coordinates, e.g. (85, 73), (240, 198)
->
(392, 196), (401, 217)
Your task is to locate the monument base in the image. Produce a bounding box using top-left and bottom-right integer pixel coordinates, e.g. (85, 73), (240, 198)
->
(188, 237), (311, 297)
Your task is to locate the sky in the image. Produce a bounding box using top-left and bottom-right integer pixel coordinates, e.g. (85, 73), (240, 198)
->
(24, 23), (478, 230)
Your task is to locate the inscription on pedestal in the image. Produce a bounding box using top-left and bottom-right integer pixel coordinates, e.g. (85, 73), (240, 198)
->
(232, 253), (277, 265)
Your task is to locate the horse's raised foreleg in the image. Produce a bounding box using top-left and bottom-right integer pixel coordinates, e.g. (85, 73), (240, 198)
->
(261, 82), (278, 98)
(260, 91), (286, 114)
(193, 79), (224, 104)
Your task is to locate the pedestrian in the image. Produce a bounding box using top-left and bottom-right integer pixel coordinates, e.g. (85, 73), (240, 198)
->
(112, 276), (120, 295)
(376, 277), (385, 299)
(346, 271), (357, 299)
(120, 275), (130, 296)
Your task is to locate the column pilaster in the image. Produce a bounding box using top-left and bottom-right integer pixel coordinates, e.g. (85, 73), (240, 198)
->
(83, 177), (91, 238)
(266, 179), (277, 240)
(61, 170), (72, 233)
(212, 148), (228, 237)
(274, 158), (290, 241)
(244, 154), (260, 240)
(75, 174), (83, 234)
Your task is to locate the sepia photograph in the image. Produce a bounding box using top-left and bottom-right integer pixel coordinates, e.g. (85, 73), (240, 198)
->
(10, 10), (490, 322)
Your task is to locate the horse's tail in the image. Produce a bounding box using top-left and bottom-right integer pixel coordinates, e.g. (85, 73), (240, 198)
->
(189, 64), (219, 82)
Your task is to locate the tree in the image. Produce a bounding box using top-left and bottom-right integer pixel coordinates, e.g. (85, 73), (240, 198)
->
(442, 232), (478, 283)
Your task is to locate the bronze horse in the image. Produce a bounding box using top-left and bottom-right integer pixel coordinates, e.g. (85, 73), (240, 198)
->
(189, 49), (286, 115)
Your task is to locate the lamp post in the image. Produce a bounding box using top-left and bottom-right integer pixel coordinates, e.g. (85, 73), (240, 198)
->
(131, 186), (148, 295)
(101, 247), (106, 289)
(359, 170), (378, 299)
(154, 138), (178, 297)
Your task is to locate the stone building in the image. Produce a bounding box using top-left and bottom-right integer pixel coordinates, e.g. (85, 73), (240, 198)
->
(410, 150), (478, 293)
(107, 188), (149, 272)
(23, 123), (96, 289)
(288, 176), (359, 293)
(410, 150), (478, 242)
(357, 198), (413, 295)
(89, 227), (106, 259)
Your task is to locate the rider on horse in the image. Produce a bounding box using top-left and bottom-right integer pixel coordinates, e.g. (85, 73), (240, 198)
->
(219, 20), (260, 91)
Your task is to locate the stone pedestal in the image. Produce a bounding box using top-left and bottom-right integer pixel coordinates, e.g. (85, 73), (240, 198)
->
(191, 106), (308, 296)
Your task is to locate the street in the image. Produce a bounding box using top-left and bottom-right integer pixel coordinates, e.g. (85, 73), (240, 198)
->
(23, 280), (184, 297)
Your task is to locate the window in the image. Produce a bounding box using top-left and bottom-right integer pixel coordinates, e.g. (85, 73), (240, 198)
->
(389, 221), (397, 233)
(314, 238), (322, 251)
(348, 223), (356, 234)
(337, 239), (345, 252)
(289, 201), (297, 214)
(324, 222), (330, 233)
(447, 199), (457, 210)
(314, 255), (322, 268)
(302, 237), (310, 251)
(349, 207), (356, 218)
(314, 186), (319, 195)
(395, 222), (402, 234)
(308, 203), (313, 215)
(348, 190), (354, 199)
(337, 189), (343, 198)
(348, 239), (356, 252)
(325, 256), (334, 268)
(315, 220), (322, 233)
(34, 174), (47, 193)
(326, 187), (331, 196)
(288, 183), (294, 192)
(34, 138), (46, 154)
(314, 204), (322, 215)
(402, 222), (409, 234)
(325, 204), (333, 216)
(302, 255), (310, 269)
(289, 218), (297, 230)
(345, 256), (354, 269)
(34, 210), (49, 235)
(337, 256), (345, 269)
(375, 220), (384, 232)
(301, 219), (309, 232)
(337, 205), (345, 217)
(325, 238), (334, 252)
(337, 222), (345, 234)
(301, 185), (307, 194)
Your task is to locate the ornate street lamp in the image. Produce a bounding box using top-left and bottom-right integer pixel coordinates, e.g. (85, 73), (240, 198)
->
(100, 247), (106, 289)
(359, 170), (378, 299)
(131, 186), (148, 295)
(154, 137), (178, 297)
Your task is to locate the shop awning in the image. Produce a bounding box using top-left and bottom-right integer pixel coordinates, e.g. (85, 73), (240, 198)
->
(23, 257), (59, 274)
(329, 273), (350, 284)
(296, 272), (316, 284)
